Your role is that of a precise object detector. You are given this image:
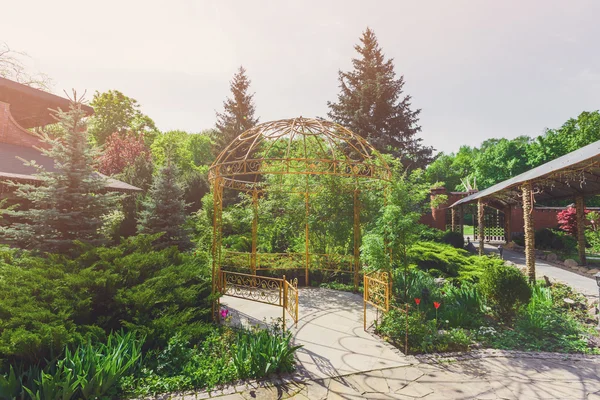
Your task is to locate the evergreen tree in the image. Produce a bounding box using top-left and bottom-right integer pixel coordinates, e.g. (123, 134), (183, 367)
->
(214, 66), (259, 156)
(327, 28), (433, 168)
(137, 161), (191, 250)
(2, 99), (117, 253)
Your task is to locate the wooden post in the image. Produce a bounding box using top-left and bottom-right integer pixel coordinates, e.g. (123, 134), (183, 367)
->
(522, 182), (536, 282)
(459, 204), (464, 235)
(451, 207), (457, 232)
(477, 199), (485, 256)
(282, 275), (286, 332)
(505, 206), (512, 244)
(576, 195), (587, 266)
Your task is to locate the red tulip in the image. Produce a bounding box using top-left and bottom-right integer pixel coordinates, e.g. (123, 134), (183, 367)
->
(414, 298), (421, 305)
(433, 301), (441, 309)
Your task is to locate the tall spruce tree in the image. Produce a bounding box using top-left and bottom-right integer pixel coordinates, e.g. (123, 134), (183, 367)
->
(137, 161), (191, 250)
(327, 28), (433, 168)
(214, 66), (259, 156)
(2, 99), (117, 253)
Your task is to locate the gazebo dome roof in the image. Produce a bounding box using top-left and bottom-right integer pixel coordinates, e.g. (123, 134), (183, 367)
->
(208, 117), (391, 191)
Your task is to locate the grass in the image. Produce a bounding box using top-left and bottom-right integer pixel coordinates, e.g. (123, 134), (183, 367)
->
(463, 225), (474, 236)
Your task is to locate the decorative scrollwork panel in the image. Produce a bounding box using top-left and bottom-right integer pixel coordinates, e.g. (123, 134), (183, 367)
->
(221, 271), (283, 306)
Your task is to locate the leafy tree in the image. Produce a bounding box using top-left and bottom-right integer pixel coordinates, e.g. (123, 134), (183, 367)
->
(2, 99), (117, 253)
(327, 28), (433, 168)
(214, 66), (259, 156)
(137, 162), (191, 250)
(557, 206), (589, 236)
(473, 136), (530, 188)
(89, 90), (158, 145)
(526, 111), (600, 168)
(98, 132), (151, 176)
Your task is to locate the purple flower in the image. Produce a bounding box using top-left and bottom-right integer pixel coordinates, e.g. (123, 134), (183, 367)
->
(220, 308), (229, 319)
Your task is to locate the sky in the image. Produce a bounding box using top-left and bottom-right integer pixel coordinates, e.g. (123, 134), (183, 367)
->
(1, 0), (599, 154)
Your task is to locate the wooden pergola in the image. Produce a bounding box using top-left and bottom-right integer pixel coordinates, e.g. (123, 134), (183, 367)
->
(451, 140), (600, 281)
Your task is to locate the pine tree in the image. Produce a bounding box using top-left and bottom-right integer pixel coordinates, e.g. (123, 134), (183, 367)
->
(2, 99), (117, 253)
(214, 66), (259, 156)
(327, 28), (433, 168)
(137, 161), (191, 250)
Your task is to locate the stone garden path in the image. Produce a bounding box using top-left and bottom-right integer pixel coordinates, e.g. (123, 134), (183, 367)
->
(161, 351), (600, 399)
(221, 287), (410, 379)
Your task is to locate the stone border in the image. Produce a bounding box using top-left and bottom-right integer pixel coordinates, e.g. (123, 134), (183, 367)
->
(415, 348), (600, 364)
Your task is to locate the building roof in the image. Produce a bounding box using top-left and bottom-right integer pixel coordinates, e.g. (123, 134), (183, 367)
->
(0, 77), (94, 128)
(451, 139), (600, 207)
(0, 142), (141, 192)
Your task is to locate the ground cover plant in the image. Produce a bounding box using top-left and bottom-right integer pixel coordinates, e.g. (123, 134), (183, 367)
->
(377, 246), (599, 355)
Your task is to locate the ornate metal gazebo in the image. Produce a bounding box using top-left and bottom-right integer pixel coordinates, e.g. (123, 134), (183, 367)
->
(208, 117), (391, 301)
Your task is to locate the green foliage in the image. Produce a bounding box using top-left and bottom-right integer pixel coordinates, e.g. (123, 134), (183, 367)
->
(379, 310), (471, 354)
(418, 226), (445, 243)
(88, 90), (158, 145)
(232, 327), (301, 379)
(121, 324), (301, 398)
(535, 228), (576, 253)
(137, 162), (192, 251)
(327, 28), (432, 168)
(2, 101), (118, 253)
(408, 242), (470, 277)
(479, 264), (531, 322)
(2, 331), (142, 400)
(441, 231), (465, 249)
(526, 111), (600, 168)
(0, 236), (211, 365)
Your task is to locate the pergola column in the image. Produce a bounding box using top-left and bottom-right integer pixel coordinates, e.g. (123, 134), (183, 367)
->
(459, 204), (464, 235)
(575, 194), (587, 266)
(504, 205), (512, 244)
(353, 189), (361, 292)
(477, 199), (485, 256)
(451, 207), (458, 232)
(522, 182), (536, 282)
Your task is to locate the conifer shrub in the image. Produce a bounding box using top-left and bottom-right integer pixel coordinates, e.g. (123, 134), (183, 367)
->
(479, 263), (531, 322)
(441, 231), (465, 248)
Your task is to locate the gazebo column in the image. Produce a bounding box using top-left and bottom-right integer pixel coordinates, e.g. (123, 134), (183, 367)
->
(211, 178), (224, 321)
(353, 190), (361, 292)
(522, 182), (536, 282)
(251, 189), (258, 275)
(477, 199), (485, 256)
(575, 194), (587, 266)
(305, 192), (310, 286)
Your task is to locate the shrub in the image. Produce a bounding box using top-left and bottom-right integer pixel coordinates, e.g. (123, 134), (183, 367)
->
(379, 310), (471, 354)
(534, 228), (577, 252)
(441, 231), (464, 249)
(418, 226), (445, 243)
(479, 263), (531, 322)
(408, 242), (471, 277)
(439, 284), (484, 328)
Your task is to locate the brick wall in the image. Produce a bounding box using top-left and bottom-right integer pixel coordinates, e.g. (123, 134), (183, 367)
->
(0, 101), (43, 148)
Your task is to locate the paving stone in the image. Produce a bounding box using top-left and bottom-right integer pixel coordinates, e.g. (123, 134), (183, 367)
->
(327, 376), (365, 399)
(395, 382), (434, 398)
(347, 369), (390, 394)
(301, 378), (330, 400)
